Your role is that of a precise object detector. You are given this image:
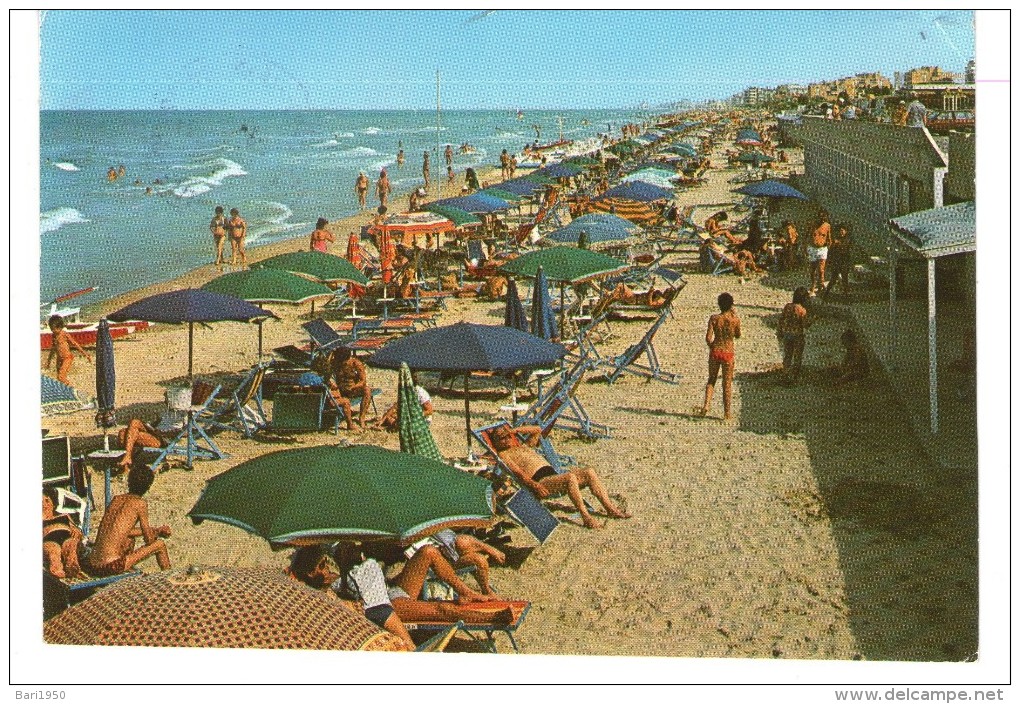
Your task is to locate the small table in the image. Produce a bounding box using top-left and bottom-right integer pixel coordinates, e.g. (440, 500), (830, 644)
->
(454, 459), (490, 476)
(86, 450), (126, 508)
(376, 297), (396, 319)
(500, 402), (530, 424)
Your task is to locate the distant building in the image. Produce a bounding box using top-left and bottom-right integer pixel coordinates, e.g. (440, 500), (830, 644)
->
(894, 72), (903, 90)
(904, 66), (961, 87)
(775, 84), (808, 99)
(909, 83), (975, 111)
(743, 86), (775, 106)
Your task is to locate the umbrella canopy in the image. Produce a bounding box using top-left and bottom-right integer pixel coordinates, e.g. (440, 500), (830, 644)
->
(254, 250), (369, 285)
(499, 246), (629, 284)
(488, 178), (546, 197)
(433, 193), (510, 214)
(737, 151), (774, 164)
(621, 168), (678, 190)
(43, 565), (406, 651)
(534, 162), (583, 179)
(590, 198), (662, 224)
(41, 374), (93, 416)
(95, 319), (116, 428)
(367, 322), (566, 451)
(521, 172), (557, 186)
(480, 187), (526, 203)
(543, 216), (636, 246)
(421, 203), (483, 227)
(189, 444), (493, 545)
(563, 155), (599, 166)
(599, 180), (675, 203)
(530, 267), (559, 341)
(201, 268), (333, 304)
(735, 179), (809, 200)
(503, 278), (529, 332)
(735, 127), (763, 146)
(396, 362), (444, 463)
(108, 289), (273, 378)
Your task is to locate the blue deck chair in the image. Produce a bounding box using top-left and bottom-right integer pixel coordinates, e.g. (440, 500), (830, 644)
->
(516, 352), (612, 440)
(208, 362), (271, 438)
(145, 382), (226, 470)
(302, 318), (349, 357)
(597, 293), (682, 385)
(404, 602), (531, 653)
(700, 242), (734, 275)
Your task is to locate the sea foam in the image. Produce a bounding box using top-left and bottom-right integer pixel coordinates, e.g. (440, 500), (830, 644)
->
(52, 162), (80, 171)
(41, 207), (90, 234)
(173, 157), (247, 198)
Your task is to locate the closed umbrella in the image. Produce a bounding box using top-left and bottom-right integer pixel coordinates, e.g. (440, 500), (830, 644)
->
(503, 278), (529, 332)
(44, 566), (406, 652)
(396, 362), (444, 463)
(530, 266), (559, 341)
(189, 444), (494, 545)
(95, 319), (116, 450)
(108, 289), (273, 379)
(367, 322), (567, 452)
(345, 232), (366, 315)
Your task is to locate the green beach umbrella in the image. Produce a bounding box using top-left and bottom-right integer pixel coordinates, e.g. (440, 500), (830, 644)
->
(522, 172), (557, 186)
(396, 363), (444, 463)
(480, 187), (526, 203)
(422, 203), (483, 227)
(254, 250), (369, 285)
(188, 444), (493, 547)
(498, 246), (629, 285)
(564, 155), (599, 167)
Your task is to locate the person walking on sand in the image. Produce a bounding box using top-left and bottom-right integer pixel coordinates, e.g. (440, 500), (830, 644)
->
(84, 464), (172, 577)
(355, 171), (369, 209)
(444, 144), (453, 168)
(807, 212), (831, 295)
(777, 287), (811, 385)
(209, 205), (227, 268)
(47, 315), (91, 384)
(309, 217), (335, 253)
(422, 151), (431, 189)
(376, 168), (391, 208)
(227, 208), (248, 268)
(823, 223), (853, 301)
(695, 292), (741, 421)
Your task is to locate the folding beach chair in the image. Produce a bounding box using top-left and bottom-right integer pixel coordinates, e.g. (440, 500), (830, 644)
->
(700, 242), (734, 276)
(414, 620), (463, 652)
(145, 382), (226, 470)
(302, 318), (349, 357)
(596, 294), (682, 386)
(208, 362), (271, 438)
(605, 269), (686, 321)
(517, 352), (612, 440)
(320, 386), (382, 434)
(403, 602), (531, 653)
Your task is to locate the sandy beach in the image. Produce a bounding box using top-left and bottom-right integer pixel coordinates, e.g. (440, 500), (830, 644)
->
(40, 128), (977, 662)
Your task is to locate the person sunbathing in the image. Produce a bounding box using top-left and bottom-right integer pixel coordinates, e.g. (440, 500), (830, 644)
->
(85, 464), (171, 577)
(373, 375), (433, 431)
(701, 239), (761, 277)
(705, 211), (740, 245)
(489, 423), (631, 529)
(43, 487), (84, 579)
(289, 543), (511, 651)
(116, 418), (168, 469)
(427, 528), (506, 596)
(610, 282), (668, 308)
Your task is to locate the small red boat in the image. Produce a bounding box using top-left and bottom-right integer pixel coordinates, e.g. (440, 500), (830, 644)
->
(39, 286), (151, 350)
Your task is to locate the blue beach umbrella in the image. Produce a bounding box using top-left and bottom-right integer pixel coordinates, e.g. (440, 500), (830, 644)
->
(534, 162), (583, 179)
(433, 193), (510, 214)
(490, 178), (547, 197)
(95, 319), (117, 447)
(735, 180), (809, 200)
(503, 278), (529, 332)
(530, 266), (559, 341)
(600, 180), (675, 202)
(108, 289), (275, 379)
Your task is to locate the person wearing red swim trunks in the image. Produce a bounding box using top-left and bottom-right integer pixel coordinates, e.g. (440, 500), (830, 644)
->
(696, 292), (741, 421)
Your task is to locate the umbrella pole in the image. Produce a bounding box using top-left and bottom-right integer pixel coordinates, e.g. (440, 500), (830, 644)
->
(464, 373), (472, 458)
(559, 283), (565, 337)
(258, 320), (264, 359)
(188, 321), (194, 380)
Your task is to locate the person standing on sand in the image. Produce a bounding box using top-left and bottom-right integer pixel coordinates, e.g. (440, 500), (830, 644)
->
(376, 168), (391, 208)
(85, 464), (172, 577)
(209, 205), (227, 268)
(227, 208), (248, 268)
(695, 292), (741, 420)
(823, 223), (853, 300)
(444, 144), (453, 168)
(777, 287), (811, 385)
(309, 217), (335, 253)
(355, 172), (369, 209)
(422, 151), (431, 189)
(47, 315), (91, 384)
(807, 213), (831, 295)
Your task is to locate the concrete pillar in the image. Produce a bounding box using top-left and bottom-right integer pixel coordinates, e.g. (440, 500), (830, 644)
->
(927, 258), (939, 435)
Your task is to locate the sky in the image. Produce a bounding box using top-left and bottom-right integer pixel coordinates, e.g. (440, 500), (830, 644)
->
(39, 10), (976, 110)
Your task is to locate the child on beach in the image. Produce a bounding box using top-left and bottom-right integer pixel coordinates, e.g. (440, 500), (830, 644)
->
(46, 315), (92, 384)
(309, 217), (335, 253)
(695, 292), (741, 420)
(777, 287), (812, 384)
(227, 208), (247, 268)
(209, 205), (227, 268)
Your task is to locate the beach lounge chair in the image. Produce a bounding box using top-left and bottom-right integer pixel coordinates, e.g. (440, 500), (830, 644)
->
(517, 352), (612, 440)
(207, 362), (270, 438)
(414, 620), (463, 652)
(700, 241), (735, 276)
(302, 318), (349, 357)
(144, 382), (226, 470)
(403, 602), (531, 653)
(271, 390), (325, 433)
(606, 269), (686, 321)
(595, 295), (682, 386)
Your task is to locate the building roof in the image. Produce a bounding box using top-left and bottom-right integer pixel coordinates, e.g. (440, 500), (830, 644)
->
(889, 201), (975, 258)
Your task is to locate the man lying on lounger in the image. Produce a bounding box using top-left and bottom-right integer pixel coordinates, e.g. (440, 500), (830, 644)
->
(489, 424), (631, 529)
(85, 464), (171, 577)
(289, 543), (512, 651)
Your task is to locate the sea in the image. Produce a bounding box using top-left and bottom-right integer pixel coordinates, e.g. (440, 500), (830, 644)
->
(40, 108), (648, 307)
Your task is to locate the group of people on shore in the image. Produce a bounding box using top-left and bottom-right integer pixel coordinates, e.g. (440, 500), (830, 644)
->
(209, 205), (248, 269)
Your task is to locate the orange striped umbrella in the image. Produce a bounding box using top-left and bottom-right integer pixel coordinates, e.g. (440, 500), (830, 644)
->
(345, 233), (366, 298)
(590, 198), (661, 224)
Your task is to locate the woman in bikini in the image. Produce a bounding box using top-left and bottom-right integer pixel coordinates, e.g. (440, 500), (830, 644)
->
(43, 488), (84, 579)
(309, 217), (335, 253)
(696, 292), (741, 420)
(209, 205), (227, 268)
(227, 208), (247, 268)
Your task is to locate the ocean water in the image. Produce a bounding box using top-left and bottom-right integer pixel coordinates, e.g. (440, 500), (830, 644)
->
(40, 108), (646, 306)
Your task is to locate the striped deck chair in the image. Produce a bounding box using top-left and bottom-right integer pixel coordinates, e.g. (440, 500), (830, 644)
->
(596, 296), (682, 385)
(516, 352), (612, 440)
(144, 382), (226, 470)
(208, 362), (271, 438)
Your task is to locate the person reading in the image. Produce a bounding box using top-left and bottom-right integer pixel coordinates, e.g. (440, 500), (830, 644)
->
(489, 424), (631, 529)
(84, 464), (171, 577)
